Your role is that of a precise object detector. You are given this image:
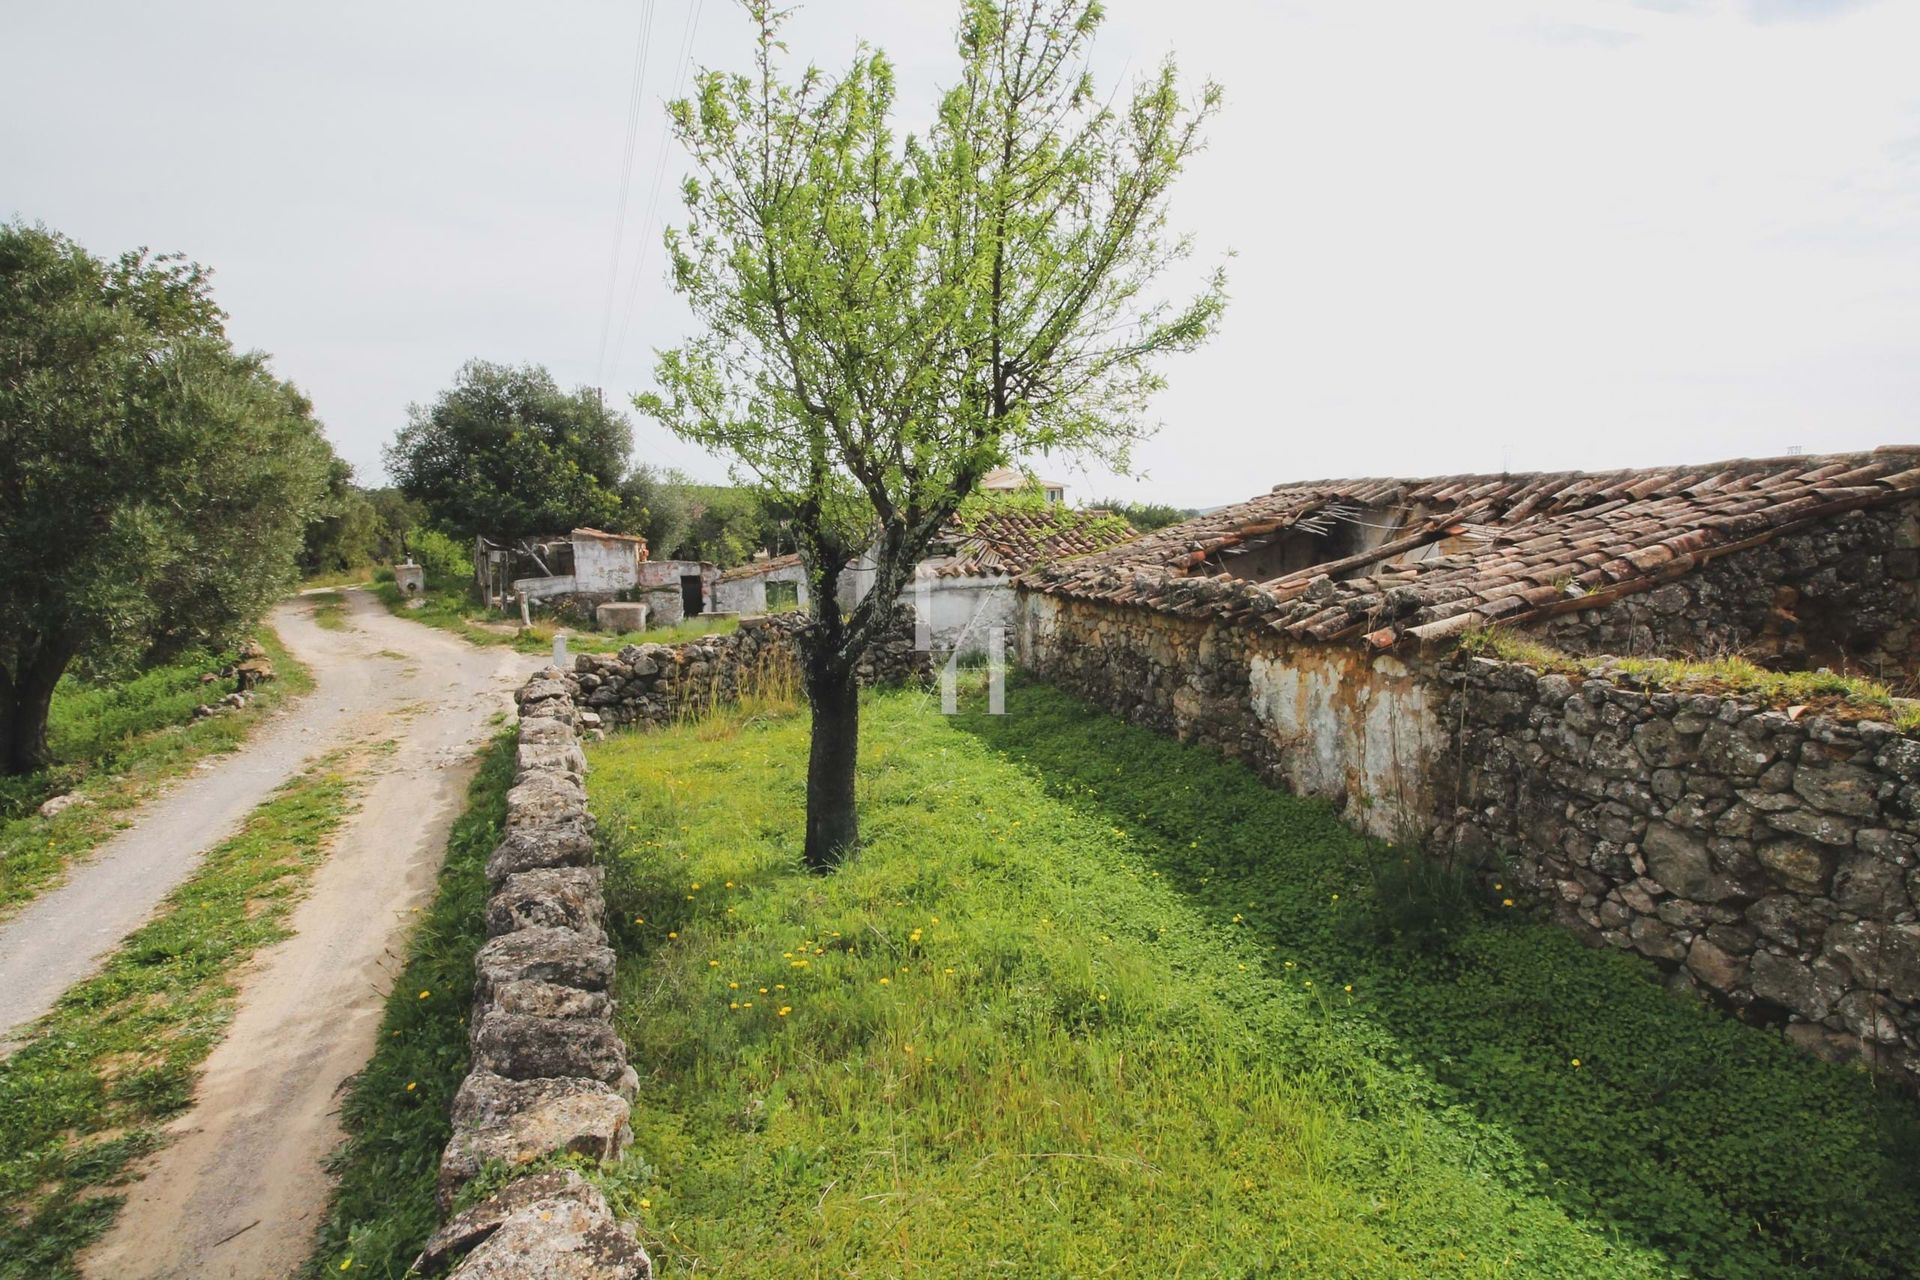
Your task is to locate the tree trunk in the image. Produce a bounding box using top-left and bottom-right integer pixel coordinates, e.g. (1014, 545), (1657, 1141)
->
(1, 666), (58, 777)
(802, 655), (860, 870)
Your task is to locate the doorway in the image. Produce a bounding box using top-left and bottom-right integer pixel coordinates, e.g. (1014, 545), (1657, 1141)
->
(680, 574), (704, 617)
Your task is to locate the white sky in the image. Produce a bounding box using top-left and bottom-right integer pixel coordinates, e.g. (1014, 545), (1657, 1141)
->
(5, 0), (1917, 509)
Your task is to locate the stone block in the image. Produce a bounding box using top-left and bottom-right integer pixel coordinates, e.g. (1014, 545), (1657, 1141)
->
(486, 867), (608, 940)
(475, 928), (616, 1000)
(488, 820), (597, 884)
(470, 1010), (630, 1084)
(596, 601), (649, 632)
(436, 1075), (633, 1211)
(446, 1198), (651, 1279)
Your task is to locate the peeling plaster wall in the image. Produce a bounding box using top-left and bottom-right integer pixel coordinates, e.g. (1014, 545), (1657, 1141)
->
(1247, 649), (1443, 838)
(1016, 593), (1442, 837)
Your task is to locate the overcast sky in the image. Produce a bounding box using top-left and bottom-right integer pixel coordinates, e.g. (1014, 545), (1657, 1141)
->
(6, 0), (1917, 509)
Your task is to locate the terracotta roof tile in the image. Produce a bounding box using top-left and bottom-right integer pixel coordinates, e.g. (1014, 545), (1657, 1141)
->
(930, 507), (1137, 577)
(1023, 446), (1920, 646)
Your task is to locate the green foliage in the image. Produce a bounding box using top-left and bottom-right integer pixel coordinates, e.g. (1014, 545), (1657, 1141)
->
(1091, 496), (1197, 531)
(584, 681), (1920, 1278)
(639, 0), (1225, 860)
(0, 750), (365, 1277)
(408, 526), (474, 589)
(300, 732), (516, 1279)
(618, 464), (694, 560)
(308, 592), (348, 631)
(0, 628), (313, 917)
(0, 222), (334, 773)
(385, 360), (633, 542)
(302, 452), (419, 575)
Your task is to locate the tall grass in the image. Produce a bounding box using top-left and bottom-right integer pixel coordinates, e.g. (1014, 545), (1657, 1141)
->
(580, 682), (1918, 1278)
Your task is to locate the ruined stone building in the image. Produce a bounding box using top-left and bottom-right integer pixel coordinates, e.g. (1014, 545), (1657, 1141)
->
(1017, 446), (1920, 1082)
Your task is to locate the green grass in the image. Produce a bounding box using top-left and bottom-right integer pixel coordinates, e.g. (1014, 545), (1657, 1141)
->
(0, 747), (371, 1278)
(300, 730), (517, 1279)
(301, 568), (378, 591)
(1460, 627), (1920, 729)
(0, 628), (314, 919)
(373, 578), (741, 654)
(309, 591), (349, 631)
(584, 680), (1920, 1279)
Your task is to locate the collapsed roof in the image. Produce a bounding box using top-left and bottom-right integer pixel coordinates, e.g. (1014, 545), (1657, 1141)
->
(1021, 447), (1920, 648)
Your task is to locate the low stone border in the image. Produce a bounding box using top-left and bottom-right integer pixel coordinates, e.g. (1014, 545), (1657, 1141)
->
(575, 609), (927, 730)
(415, 672), (650, 1279)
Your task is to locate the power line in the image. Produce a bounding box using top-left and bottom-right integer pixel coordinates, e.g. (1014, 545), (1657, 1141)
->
(609, 0), (704, 387)
(594, 0), (661, 387)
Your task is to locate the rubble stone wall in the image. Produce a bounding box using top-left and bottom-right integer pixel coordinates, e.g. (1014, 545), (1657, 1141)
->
(1014, 593), (1446, 838)
(417, 675), (651, 1279)
(573, 609), (928, 731)
(1438, 654), (1920, 1083)
(1016, 587), (1920, 1084)
(1537, 505), (1920, 673)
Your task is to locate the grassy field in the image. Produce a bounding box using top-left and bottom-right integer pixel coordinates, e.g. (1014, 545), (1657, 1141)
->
(374, 579), (741, 655)
(582, 680), (1920, 1279)
(300, 730), (516, 1279)
(0, 628), (314, 918)
(0, 747), (371, 1278)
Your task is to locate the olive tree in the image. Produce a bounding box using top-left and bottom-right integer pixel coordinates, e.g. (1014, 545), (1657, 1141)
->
(639, 0), (1224, 867)
(386, 360), (633, 542)
(0, 223), (332, 775)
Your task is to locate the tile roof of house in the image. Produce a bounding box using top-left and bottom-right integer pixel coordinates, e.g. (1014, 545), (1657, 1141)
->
(980, 466), (1067, 491)
(717, 552), (803, 583)
(930, 506), (1137, 578)
(1023, 447), (1920, 647)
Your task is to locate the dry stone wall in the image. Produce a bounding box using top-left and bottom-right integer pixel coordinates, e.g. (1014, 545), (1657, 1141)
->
(573, 609), (928, 730)
(418, 674), (651, 1279)
(1017, 587), (1920, 1084)
(1538, 505), (1920, 672)
(1440, 655), (1920, 1082)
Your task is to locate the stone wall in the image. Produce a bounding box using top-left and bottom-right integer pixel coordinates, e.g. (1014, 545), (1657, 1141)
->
(1016, 587), (1920, 1084)
(1538, 505), (1920, 674)
(1015, 593), (1445, 838)
(417, 675), (651, 1279)
(1439, 654), (1920, 1083)
(574, 610), (929, 731)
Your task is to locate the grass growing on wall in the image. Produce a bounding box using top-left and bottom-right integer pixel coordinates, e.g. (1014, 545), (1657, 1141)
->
(0, 747), (370, 1279)
(300, 729), (517, 1280)
(1460, 626), (1920, 729)
(585, 681), (1920, 1279)
(0, 628), (314, 918)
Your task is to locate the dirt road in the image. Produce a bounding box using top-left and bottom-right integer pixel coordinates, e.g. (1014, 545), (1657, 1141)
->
(0, 588), (540, 1280)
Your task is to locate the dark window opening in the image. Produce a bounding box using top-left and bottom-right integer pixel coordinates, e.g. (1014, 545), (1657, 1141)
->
(681, 574), (704, 617)
(1209, 504), (1415, 584)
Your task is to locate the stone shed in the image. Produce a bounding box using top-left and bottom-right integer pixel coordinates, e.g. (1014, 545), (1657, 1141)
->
(713, 553), (809, 615)
(1017, 446), (1920, 1082)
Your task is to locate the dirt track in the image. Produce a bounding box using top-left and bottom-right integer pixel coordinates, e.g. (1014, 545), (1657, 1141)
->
(18, 588), (543, 1280)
